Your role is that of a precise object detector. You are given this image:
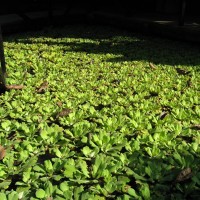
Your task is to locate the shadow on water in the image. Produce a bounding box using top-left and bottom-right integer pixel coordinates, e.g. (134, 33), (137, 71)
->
(4, 23), (200, 68)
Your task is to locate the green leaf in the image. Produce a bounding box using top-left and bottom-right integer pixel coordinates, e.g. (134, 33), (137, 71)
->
(127, 187), (139, 198)
(82, 146), (92, 157)
(54, 196), (66, 200)
(8, 191), (18, 200)
(40, 129), (48, 139)
(44, 181), (54, 196)
(140, 184), (150, 200)
(74, 186), (84, 200)
(104, 179), (117, 193)
(33, 165), (45, 173)
(1, 120), (11, 131)
(79, 159), (90, 177)
(64, 164), (76, 178)
(81, 136), (88, 144)
(131, 170), (147, 181)
(192, 142), (198, 152)
(35, 189), (46, 199)
(22, 170), (31, 183)
(0, 180), (11, 189)
(44, 160), (53, 173)
(92, 154), (107, 178)
(54, 147), (62, 158)
(93, 134), (102, 146)
(0, 193), (7, 200)
(173, 152), (184, 165)
(63, 190), (73, 199)
(60, 181), (69, 192)
(145, 147), (152, 157)
(21, 123), (30, 134)
(20, 156), (38, 172)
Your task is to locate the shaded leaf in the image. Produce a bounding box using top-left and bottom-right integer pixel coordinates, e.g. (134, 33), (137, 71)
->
(149, 91), (158, 97)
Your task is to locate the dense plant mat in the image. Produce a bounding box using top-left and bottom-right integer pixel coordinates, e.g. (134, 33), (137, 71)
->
(0, 24), (200, 199)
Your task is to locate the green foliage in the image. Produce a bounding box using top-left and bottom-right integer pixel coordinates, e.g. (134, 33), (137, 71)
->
(0, 24), (199, 199)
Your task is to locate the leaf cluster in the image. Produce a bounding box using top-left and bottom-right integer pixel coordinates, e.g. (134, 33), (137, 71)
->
(0, 24), (199, 199)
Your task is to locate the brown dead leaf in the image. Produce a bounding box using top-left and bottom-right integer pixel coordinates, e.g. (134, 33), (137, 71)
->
(6, 84), (24, 90)
(187, 78), (192, 87)
(176, 68), (190, 75)
(56, 101), (63, 107)
(190, 124), (200, 130)
(159, 111), (168, 120)
(0, 145), (6, 160)
(56, 108), (72, 118)
(175, 168), (192, 183)
(46, 197), (53, 200)
(149, 62), (156, 69)
(37, 81), (48, 93)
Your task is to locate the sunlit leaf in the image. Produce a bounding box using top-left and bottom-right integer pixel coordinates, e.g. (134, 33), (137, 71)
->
(36, 189), (46, 199)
